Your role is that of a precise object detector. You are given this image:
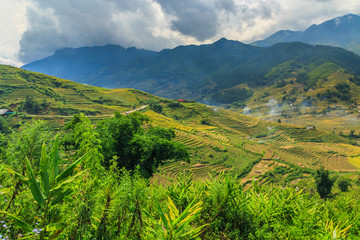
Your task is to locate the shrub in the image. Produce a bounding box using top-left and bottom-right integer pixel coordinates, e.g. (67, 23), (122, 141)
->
(338, 179), (351, 192)
(201, 118), (211, 125)
(150, 103), (163, 113)
(315, 167), (334, 198)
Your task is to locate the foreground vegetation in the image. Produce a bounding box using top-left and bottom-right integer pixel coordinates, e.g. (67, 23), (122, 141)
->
(0, 117), (359, 240)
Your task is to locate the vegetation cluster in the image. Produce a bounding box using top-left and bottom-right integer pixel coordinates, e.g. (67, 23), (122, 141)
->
(0, 116), (359, 239)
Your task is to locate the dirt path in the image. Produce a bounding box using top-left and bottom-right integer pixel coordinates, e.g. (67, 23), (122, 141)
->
(122, 105), (148, 115)
(28, 105), (149, 118)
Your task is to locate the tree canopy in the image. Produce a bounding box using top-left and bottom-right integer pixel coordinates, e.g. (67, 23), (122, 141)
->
(66, 112), (189, 177)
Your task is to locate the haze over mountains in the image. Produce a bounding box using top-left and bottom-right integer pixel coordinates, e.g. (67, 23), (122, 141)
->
(22, 14), (360, 105)
(252, 14), (360, 55)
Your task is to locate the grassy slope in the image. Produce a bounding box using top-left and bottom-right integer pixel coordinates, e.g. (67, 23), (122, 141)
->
(1, 65), (359, 184)
(230, 63), (360, 133)
(0, 65), (162, 116)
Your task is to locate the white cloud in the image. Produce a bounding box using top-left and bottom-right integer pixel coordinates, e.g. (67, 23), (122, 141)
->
(0, 0), (28, 66)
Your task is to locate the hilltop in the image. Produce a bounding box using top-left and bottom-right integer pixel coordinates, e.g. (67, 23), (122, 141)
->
(252, 14), (360, 55)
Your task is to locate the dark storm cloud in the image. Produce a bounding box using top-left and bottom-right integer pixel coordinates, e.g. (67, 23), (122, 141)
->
(155, 0), (236, 41)
(215, 0), (237, 13)
(169, 8), (219, 41)
(19, 0), (173, 63)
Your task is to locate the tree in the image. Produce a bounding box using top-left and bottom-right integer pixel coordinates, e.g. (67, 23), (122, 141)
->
(150, 103), (162, 113)
(96, 112), (189, 177)
(315, 167), (334, 198)
(0, 117), (9, 133)
(20, 95), (42, 114)
(350, 130), (355, 137)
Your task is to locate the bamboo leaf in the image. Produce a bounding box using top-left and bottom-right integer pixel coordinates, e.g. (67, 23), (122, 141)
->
(154, 197), (170, 229)
(50, 188), (73, 206)
(179, 205), (202, 226)
(51, 170), (85, 193)
(40, 142), (50, 195)
(0, 211), (33, 232)
(46, 222), (66, 232)
(25, 157), (45, 208)
(55, 153), (87, 183)
(7, 168), (28, 182)
(49, 135), (61, 183)
(179, 224), (208, 239)
(167, 197), (179, 221)
(172, 200), (202, 227)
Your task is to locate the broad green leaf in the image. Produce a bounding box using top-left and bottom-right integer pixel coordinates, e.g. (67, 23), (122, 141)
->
(0, 211), (33, 232)
(154, 197), (170, 229)
(179, 224), (208, 239)
(40, 142), (50, 195)
(46, 222), (66, 232)
(49, 135), (61, 183)
(55, 153), (87, 183)
(179, 203), (202, 225)
(47, 222), (67, 240)
(172, 200), (201, 227)
(51, 170), (85, 193)
(167, 197), (179, 220)
(25, 157), (45, 208)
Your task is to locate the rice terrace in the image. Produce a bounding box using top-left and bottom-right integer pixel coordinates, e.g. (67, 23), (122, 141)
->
(2, 2), (360, 239)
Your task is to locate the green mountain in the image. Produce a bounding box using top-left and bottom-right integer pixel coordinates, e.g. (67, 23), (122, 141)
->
(252, 14), (360, 55)
(22, 39), (360, 106)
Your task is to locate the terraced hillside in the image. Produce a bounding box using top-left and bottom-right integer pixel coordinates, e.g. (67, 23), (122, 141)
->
(145, 101), (360, 182)
(1, 64), (359, 184)
(230, 69), (360, 133)
(0, 65), (160, 117)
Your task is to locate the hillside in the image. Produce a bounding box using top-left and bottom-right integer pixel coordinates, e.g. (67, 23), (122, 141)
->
(22, 39), (360, 107)
(0, 64), (162, 117)
(1, 65), (359, 183)
(252, 14), (360, 55)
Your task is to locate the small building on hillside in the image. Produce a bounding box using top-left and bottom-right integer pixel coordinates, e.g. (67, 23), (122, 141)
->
(0, 109), (15, 116)
(178, 99), (185, 102)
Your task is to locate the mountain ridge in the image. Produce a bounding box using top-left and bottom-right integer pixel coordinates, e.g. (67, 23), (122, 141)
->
(22, 39), (360, 105)
(252, 13), (360, 55)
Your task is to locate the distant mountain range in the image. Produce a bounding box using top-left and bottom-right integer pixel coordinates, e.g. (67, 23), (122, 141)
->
(22, 14), (360, 105)
(252, 14), (360, 55)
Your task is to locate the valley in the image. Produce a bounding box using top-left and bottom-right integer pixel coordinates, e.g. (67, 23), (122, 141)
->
(1, 64), (359, 184)
(2, 2), (360, 238)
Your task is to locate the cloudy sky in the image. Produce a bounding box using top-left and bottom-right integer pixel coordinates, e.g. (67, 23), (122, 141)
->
(1, 0), (360, 66)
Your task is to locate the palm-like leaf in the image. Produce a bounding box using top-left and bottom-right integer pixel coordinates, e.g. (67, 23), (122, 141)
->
(6, 137), (87, 238)
(151, 196), (206, 239)
(40, 142), (50, 195)
(25, 157), (45, 208)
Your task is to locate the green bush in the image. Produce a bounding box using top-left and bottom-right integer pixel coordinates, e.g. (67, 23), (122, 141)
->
(338, 178), (351, 192)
